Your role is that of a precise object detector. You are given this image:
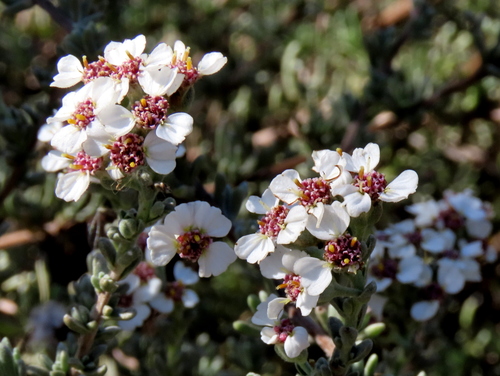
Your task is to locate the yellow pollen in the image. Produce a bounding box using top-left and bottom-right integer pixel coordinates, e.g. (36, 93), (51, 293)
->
(194, 234), (201, 242)
(69, 164), (83, 170)
(75, 114), (87, 121)
(130, 162), (136, 168)
(104, 144), (112, 149)
(300, 192), (310, 201)
(67, 119), (76, 125)
(294, 178), (303, 187)
(277, 283), (287, 290)
(343, 258), (350, 264)
(124, 137), (133, 145)
(336, 147), (343, 155)
(61, 153), (75, 160)
(328, 244), (335, 252)
(83, 55), (89, 69)
(172, 51), (177, 65)
(367, 175), (372, 187)
(350, 237), (358, 247)
(182, 47), (190, 62)
(257, 220), (265, 226)
(186, 56), (193, 70)
(140, 98), (147, 107)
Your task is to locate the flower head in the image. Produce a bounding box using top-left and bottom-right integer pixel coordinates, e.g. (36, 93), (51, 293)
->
(148, 201), (235, 277)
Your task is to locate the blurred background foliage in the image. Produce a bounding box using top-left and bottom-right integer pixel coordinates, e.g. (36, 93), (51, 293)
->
(1, 0), (500, 375)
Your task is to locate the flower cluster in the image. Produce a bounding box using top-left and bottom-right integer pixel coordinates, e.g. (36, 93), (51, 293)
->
(118, 260), (199, 331)
(368, 189), (497, 321)
(40, 35), (227, 201)
(235, 143), (418, 356)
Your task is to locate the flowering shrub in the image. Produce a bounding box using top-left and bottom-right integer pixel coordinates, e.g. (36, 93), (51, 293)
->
(1, 2), (500, 376)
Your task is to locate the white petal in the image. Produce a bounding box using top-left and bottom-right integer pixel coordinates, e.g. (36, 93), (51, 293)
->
(294, 257), (332, 296)
(55, 171), (90, 202)
(149, 295), (174, 314)
(147, 226), (178, 266)
(181, 289), (199, 308)
(269, 170), (301, 204)
(234, 233), (274, 264)
(343, 191), (372, 217)
(306, 202), (350, 241)
(197, 52), (228, 75)
(156, 113), (193, 145)
(138, 66), (180, 96)
(51, 125), (87, 154)
(100, 105), (135, 137)
(198, 241), (236, 277)
(296, 291), (319, 317)
(41, 150), (71, 172)
(251, 294), (279, 326)
(267, 297), (286, 320)
(277, 206), (308, 244)
(380, 170), (418, 202)
(410, 301), (440, 321)
(259, 246), (289, 279)
(437, 259), (465, 294)
(246, 189), (279, 214)
(144, 132), (177, 174)
(191, 201), (231, 237)
(83, 121), (113, 157)
(285, 326), (309, 358)
(51, 55), (83, 88)
(396, 256), (424, 284)
(460, 240), (484, 258)
(351, 143), (380, 172)
(173, 262), (199, 285)
(133, 278), (162, 303)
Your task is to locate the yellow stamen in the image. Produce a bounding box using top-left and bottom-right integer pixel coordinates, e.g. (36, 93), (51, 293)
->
(67, 119), (76, 125)
(359, 166), (365, 179)
(328, 244), (335, 253)
(61, 153), (75, 160)
(186, 56), (193, 70)
(126, 51), (135, 60)
(75, 114), (87, 121)
(69, 164), (83, 170)
(130, 162), (136, 168)
(194, 234), (201, 242)
(124, 137), (133, 145)
(257, 220), (265, 226)
(104, 144), (112, 149)
(336, 148), (343, 155)
(294, 178), (303, 187)
(367, 175), (372, 187)
(140, 98), (147, 107)
(105, 61), (118, 72)
(350, 237), (358, 247)
(82, 55), (89, 69)
(172, 51), (178, 65)
(182, 47), (191, 62)
(343, 258), (350, 264)
(277, 283), (287, 290)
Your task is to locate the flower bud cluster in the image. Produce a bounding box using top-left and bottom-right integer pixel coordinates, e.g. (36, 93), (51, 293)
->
(368, 189), (497, 321)
(40, 35), (227, 202)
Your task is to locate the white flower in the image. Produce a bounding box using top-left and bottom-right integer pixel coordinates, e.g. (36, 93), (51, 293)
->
(50, 55), (85, 88)
(118, 276), (162, 331)
(104, 34), (146, 67)
(234, 189), (308, 264)
(406, 199), (441, 228)
(149, 262), (200, 314)
(38, 117), (63, 143)
(41, 150), (103, 202)
(49, 77), (123, 155)
(293, 257), (332, 296)
(339, 143), (418, 217)
(396, 255), (432, 286)
(147, 201), (235, 277)
(251, 294), (309, 358)
(436, 241), (482, 294)
(420, 228), (456, 254)
(259, 246), (319, 316)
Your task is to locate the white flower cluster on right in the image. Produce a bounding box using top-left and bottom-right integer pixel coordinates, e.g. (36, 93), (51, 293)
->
(368, 189), (497, 322)
(235, 143), (418, 358)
